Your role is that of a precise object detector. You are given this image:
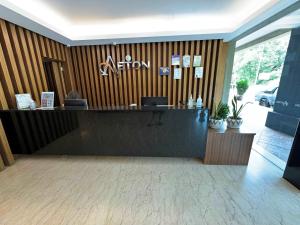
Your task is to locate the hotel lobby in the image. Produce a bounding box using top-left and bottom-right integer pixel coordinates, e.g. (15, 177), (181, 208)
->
(0, 1), (299, 224)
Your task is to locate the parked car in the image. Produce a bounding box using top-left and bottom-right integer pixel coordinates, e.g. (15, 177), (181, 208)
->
(255, 87), (278, 107)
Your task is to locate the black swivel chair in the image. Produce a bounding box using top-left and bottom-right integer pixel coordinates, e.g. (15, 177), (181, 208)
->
(64, 91), (88, 109)
(141, 97), (168, 106)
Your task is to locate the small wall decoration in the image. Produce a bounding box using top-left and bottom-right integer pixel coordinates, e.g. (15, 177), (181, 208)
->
(195, 67), (204, 78)
(183, 55), (191, 68)
(174, 68), (182, 79)
(125, 55), (132, 62)
(41, 92), (55, 108)
(160, 67), (170, 76)
(193, 55), (201, 67)
(171, 55), (180, 66)
(15, 94), (33, 109)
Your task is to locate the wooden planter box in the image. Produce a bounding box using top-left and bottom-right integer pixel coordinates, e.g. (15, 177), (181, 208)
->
(204, 128), (255, 165)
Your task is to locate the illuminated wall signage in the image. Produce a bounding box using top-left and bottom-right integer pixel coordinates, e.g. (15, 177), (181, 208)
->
(99, 55), (150, 76)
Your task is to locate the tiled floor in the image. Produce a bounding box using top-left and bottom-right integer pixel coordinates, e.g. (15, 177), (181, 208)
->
(0, 152), (299, 225)
(241, 103), (294, 164)
(255, 127), (294, 162)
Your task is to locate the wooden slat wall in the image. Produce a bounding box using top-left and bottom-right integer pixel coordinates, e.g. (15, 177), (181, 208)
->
(0, 19), (75, 109)
(0, 18), (229, 111)
(70, 41), (228, 110)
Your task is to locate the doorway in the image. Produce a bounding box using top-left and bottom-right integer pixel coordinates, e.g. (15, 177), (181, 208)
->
(229, 32), (294, 169)
(43, 59), (68, 107)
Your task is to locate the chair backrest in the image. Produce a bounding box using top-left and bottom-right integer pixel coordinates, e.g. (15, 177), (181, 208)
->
(64, 99), (88, 107)
(141, 97), (168, 106)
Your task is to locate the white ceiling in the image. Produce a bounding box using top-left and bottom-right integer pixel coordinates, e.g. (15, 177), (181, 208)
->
(0, 0), (299, 45)
(237, 8), (300, 47)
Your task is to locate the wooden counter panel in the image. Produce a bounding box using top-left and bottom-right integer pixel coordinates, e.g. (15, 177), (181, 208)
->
(0, 119), (14, 166)
(0, 155), (4, 171)
(204, 128), (255, 165)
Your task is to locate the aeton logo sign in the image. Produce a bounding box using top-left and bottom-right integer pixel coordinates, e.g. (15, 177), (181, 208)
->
(99, 55), (150, 76)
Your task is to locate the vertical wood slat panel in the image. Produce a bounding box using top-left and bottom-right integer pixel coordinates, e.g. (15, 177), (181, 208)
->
(105, 45), (115, 106)
(110, 45), (119, 106)
(59, 62), (67, 97)
(76, 47), (88, 100)
(162, 42), (167, 97)
(208, 40), (219, 110)
(188, 41), (195, 100)
(70, 47), (81, 95)
(167, 42), (173, 105)
(121, 44), (128, 105)
(96, 46), (106, 106)
(0, 20), (23, 94)
(25, 29), (44, 97)
(0, 42), (16, 107)
(214, 42), (229, 107)
(38, 36), (47, 57)
(152, 43), (157, 97)
(178, 41), (184, 104)
(116, 45), (124, 106)
(17, 27), (40, 103)
(8, 23), (31, 94)
(203, 40), (212, 108)
(172, 42), (178, 106)
(86, 46), (97, 107)
(63, 47), (75, 92)
(91, 46), (102, 106)
(182, 41), (189, 102)
(131, 44), (137, 104)
(141, 44), (147, 98)
(136, 44), (142, 106)
(51, 62), (64, 105)
(147, 43), (152, 97)
(0, 119), (15, 166)
(101, 45), (111, 106)
(55, 42), (62, 61)
(0, 154), (4, 171)
(157, 42), (162, 97)
(81, 46), (93, 106)
(193, 41), (201, 99)
(126, 44), (133, 104)
(50, 40), (58, 59)
(32, 32), (48, 91)
(199, 40), (205, 100)
(0, 78), (8, 109)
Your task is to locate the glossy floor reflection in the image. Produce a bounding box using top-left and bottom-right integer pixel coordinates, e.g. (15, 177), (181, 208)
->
(255, 126), (293, 162)
(0, 151), (299, 225)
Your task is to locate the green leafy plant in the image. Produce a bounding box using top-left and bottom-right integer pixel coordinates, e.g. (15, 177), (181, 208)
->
(236, 79), (249, 96)
(230, 96), (250, 119)
(212, 101), (230, 120)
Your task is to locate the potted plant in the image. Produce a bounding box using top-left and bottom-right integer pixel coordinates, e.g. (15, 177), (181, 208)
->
(236, 79), (249, 100)
(209, 101), (230, 130)
(227, 96), (249, 129)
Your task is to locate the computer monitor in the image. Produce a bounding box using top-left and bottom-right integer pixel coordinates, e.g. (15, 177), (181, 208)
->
(141, 97), (168, 106)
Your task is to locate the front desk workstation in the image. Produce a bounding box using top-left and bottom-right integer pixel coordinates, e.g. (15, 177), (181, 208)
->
(0, 105), (209, 158)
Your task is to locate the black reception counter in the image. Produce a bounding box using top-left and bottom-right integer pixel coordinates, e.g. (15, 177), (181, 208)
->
(0, 106), (208, 158)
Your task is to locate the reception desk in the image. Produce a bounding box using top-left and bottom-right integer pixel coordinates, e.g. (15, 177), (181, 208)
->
(0, 106), (208, 158)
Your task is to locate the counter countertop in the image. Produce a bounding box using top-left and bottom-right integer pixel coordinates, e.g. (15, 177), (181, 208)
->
(208, 126), (256, 135)
(1, 105), (208, 112)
